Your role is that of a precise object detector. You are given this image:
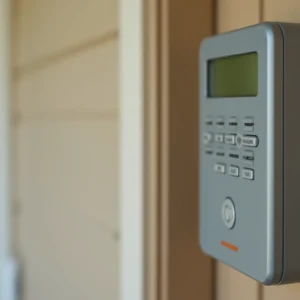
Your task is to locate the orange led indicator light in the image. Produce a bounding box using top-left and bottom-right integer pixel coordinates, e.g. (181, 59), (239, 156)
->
(221, 240), (239, 252)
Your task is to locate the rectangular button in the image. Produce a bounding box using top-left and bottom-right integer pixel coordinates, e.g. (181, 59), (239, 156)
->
(243, 150), (254, 164)
(242, 168), (254, 180)
(225, 134), (236, 145)
(229, 153), (239, 159)
(215, 151), (225, 157)
(228, 165), (239, 177)
(203, 132), (213, 144)
(215, 133), (224, 143)
(205, 148), (213, 155)
(205, 118), (213, 126)
(216, 117), (225, 127)
(241, 135), (259, 147)
(229, 117), (238, 128)
(244, 117), (254, 126)
(214, 163), (226, 174)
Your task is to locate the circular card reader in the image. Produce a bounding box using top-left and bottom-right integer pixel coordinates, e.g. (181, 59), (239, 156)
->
(222, 198), (236, 229)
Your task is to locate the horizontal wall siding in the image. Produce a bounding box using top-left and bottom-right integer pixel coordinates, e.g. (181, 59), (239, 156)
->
(16, 120), (119, 232)
(15, 40), (118, 117)
(264, 0), (300, 22)
(216, 263), (259, 300)
(14, 0), (118, 67)
(16, 121), (119, 300)
(217, 0), (260, 33)
(13, 0), (119, 299)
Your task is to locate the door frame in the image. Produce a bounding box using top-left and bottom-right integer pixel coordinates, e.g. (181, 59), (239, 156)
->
(120, 1), (215, 299)
(0, 0), (13, 299)
(119, 1), (146, 300)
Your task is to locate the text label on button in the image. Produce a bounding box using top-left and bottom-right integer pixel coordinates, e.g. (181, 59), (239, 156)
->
(242, 168), (254, 180)
(228, 166), (239, 177)
(225, 134), (236, 145)
(241, 135), (259, 147)
(215, 133), (224, 143)
(214, 163), (226, 174)
(203, 132), (213, 145)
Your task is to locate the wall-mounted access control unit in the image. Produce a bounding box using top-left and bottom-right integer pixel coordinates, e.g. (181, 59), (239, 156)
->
(199, 22), (300, 285)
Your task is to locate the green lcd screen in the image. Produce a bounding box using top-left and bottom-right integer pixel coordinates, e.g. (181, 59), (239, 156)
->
(208, 52), (258, 97)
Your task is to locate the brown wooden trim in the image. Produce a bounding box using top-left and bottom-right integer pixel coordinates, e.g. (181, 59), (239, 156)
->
(144, 1), (160, 300)
(144, 0), (215, 300)
(259, 0), (264, 22)
(160, 1), (215, 299)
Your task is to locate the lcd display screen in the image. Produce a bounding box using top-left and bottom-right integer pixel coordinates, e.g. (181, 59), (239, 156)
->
(208, 52), (258, 97)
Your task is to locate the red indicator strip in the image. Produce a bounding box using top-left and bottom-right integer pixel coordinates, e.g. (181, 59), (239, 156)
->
(221, 240), (239, 252)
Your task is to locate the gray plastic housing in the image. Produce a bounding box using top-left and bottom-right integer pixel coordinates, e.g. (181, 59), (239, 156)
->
(199, 22), (300, 285)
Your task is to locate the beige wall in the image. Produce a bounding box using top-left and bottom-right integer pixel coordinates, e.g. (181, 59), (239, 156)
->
(216, 1), (300, 300)
(13, 1), (119, 300)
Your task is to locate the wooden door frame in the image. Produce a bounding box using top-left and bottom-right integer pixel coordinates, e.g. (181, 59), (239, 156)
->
(0, 0), (13, 299)
(119, 1), (146, 300)
(120, 1), (215, 300)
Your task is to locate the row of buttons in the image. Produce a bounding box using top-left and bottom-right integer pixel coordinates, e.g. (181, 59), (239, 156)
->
(203, 133), (259, 148)
(206, 148), (254, 160)
(206, 116), (254, 132)
(214, 163), (254, 180)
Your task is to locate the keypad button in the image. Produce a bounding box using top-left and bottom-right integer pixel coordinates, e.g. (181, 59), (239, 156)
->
(205, 118), (213, 126)
(215, 133), (224, 143)
(215, 151), (225, 157)
(203, 132), (213, 144)
(244, 117), (254, 132)
(225, 134), (236, 145)
(241, 135), (259, 147)
(214, 163), (226, 174)
(229, 117), (238, 128)
(228, 165), (239, 177)
(236, 134), (243, 148)
(222, 198), (236, 229)
(242, 168), (254, 180)
(242, 150), (254, 164)
(228, 152), (239, 159)
(205, 148), (213, 155)
(216, 117), (225, 127)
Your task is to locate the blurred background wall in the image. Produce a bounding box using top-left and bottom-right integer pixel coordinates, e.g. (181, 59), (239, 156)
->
(12, 1), (119, 299)
(10, 1), (300, 300)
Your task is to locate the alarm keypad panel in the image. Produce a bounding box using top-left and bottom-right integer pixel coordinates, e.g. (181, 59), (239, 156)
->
(203, 116), (258, 180)
(200, 23), (285, 285)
